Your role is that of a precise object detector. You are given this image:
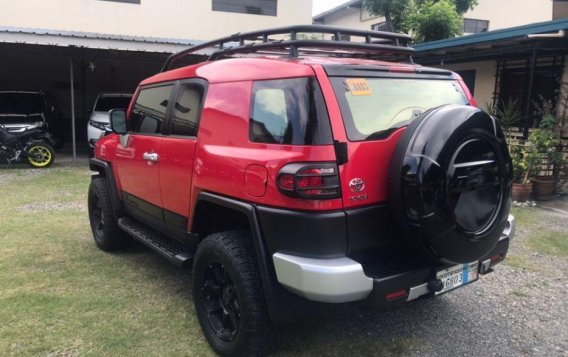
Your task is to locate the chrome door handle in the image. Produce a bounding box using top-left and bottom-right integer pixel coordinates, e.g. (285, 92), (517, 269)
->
(143, 152), (159, 162)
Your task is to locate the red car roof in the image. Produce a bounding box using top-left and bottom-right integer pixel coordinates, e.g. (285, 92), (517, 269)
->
(141, 56), (423, 86)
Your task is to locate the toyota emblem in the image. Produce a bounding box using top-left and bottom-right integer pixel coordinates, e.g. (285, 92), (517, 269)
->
(349, 178), (365, 193)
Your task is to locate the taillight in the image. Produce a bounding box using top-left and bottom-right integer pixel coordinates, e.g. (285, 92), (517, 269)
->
(277, 163), (341, 199)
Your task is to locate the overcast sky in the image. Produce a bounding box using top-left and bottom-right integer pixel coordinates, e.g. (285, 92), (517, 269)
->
(312, 0), (350, 16)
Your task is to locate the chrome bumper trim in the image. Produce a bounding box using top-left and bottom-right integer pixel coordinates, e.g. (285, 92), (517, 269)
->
(407, 283), (429, 302)
(272, 252), (373, 303)
(500, 214), (515, 241)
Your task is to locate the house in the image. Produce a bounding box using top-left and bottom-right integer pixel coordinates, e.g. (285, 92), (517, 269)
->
(414, 19), (568, 136)
(313, 0), (560, 34)
(314, 0), (568, 135)
(0, 0), (312, 152)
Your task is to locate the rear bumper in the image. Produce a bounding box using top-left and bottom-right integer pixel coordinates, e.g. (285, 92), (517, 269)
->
(272, 214), (515, 304)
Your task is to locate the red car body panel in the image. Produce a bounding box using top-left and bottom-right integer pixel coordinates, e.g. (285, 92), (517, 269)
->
(114, 135), (163, 208)
(190, 80), (342, 217)
(96, 56), (477, 226)
(159, 137), (197, 218)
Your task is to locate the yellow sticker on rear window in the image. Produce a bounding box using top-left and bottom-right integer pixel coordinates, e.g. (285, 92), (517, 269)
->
(346, 78), (372, 96)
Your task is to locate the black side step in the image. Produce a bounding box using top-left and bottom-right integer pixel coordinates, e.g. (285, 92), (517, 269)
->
(118, 217), (193, 268)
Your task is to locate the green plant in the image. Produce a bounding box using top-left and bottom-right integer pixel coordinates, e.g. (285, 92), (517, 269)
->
(486, 98), (520, 136)
(527, 114), (564, 176)
(510, 143), (539, 184)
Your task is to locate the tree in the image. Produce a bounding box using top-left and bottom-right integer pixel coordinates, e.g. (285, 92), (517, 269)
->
(364, 0), (478, 42)
(414, 0), (477, 14)
(453, 0), (478, 14)
(413, 0), (463, 42)
(363, 0), (413, 33)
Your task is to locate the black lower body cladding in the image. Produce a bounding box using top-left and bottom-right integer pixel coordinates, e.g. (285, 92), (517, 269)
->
(256, 203), (403, 260)
(389, 104), (513, 265)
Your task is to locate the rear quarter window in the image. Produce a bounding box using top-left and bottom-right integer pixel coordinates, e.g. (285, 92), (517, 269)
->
(250, 78), (332, 145)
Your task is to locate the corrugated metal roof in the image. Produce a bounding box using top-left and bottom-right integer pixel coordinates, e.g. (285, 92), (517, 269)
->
(414, 18), (568, 52)
(0, 26), (203, 53)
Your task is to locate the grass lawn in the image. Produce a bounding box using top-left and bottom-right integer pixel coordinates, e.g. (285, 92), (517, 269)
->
(2, 162), (564, 356)
(0, 162), (417, 356)
(0, 163), (212, 356)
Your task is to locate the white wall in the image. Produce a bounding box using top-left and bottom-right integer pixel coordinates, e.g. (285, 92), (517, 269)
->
(319, 6), (382, 31)
(441, 61), (497, 107)
(317, 0), (553, 35)
(463, 0), (552, 32)
(0, 0), (313, 40)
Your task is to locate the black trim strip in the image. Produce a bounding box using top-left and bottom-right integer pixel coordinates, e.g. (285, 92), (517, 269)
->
(323, 64), (455, 78)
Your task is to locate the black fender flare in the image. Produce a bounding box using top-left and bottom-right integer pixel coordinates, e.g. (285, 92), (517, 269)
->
(192, 192), (318, 325)
(89, 158), (123, 220)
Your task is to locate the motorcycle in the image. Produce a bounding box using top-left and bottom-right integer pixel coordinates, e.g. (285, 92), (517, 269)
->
(0, 125), (55, 168)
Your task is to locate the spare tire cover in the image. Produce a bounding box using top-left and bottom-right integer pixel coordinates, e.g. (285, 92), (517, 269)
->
(389, 104), (512, 264)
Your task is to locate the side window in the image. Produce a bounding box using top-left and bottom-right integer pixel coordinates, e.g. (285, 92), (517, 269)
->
(251, 88), (289, 143)
(128, 85), (174, 134)
(170, 84), (204, 137)
(250, 78), (333, 145)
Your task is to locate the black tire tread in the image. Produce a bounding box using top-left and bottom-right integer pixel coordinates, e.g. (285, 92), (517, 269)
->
(88, 178), (128, 251)
(193, 231), (280, 357)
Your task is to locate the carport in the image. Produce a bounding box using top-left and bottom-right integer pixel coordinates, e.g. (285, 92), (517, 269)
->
(0, 27), (199, 159)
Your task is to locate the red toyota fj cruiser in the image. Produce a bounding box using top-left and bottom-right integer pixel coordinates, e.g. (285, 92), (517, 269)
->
(88, 25), (515, 356)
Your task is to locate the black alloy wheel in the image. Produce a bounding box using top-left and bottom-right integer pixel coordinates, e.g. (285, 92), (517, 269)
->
(202, 262), (241, 341)
(193, 231), (279, 357)
(89, 192), (105, 237)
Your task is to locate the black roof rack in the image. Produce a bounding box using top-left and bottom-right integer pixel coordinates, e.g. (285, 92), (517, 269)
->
(161, 25), (415, 72)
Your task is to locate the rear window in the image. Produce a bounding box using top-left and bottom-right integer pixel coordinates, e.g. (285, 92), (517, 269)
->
(95, 96), (132, 112)
(250, 78), (332, 145)
(331, 77), (468, 141)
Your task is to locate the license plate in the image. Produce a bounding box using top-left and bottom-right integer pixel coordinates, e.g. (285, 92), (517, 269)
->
(435, 262), (479, 295)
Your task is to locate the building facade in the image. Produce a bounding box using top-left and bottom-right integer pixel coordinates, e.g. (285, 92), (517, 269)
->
(0, 0), (312, 41)
(0, 0), (313, 150)
(313, 0), (558, 35)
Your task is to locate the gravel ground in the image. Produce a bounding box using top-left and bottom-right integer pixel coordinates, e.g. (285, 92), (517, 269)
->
(277, 203), (568, 357)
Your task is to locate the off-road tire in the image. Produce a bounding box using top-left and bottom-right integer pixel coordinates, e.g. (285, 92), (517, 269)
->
(193, 231), (280, 357)
(88, 178), (128, 251)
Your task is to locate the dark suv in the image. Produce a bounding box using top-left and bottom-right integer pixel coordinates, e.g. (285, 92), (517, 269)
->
(88, 26), (515, 356)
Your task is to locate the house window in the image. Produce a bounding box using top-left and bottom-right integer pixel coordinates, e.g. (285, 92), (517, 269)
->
(456, 70), (476, 95)
(496, 56), (564, 130)
(463, 19), (489, 34)
(98, 0), (140, 4)
(371, 22), (389, 32)
(212, 0), (277, 16)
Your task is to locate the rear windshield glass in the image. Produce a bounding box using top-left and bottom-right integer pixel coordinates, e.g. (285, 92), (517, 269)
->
(250, 78), (333, 145)
(0, 93), (45, 114)
(95, 96), (132, 112)
(330, 77), (468, 141)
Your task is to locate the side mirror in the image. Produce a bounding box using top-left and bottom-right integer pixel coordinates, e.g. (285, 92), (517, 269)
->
(50, 105), (56, 113)
(109, 109), (127, 135)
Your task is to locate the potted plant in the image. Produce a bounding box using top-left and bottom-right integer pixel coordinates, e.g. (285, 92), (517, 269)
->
(486, 98), (520, 137)
(528, 114), (564, 200)
(510, 144), (537, 202)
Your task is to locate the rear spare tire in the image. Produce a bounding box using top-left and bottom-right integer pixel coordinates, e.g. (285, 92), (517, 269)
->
(389, 105), (512, 264)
